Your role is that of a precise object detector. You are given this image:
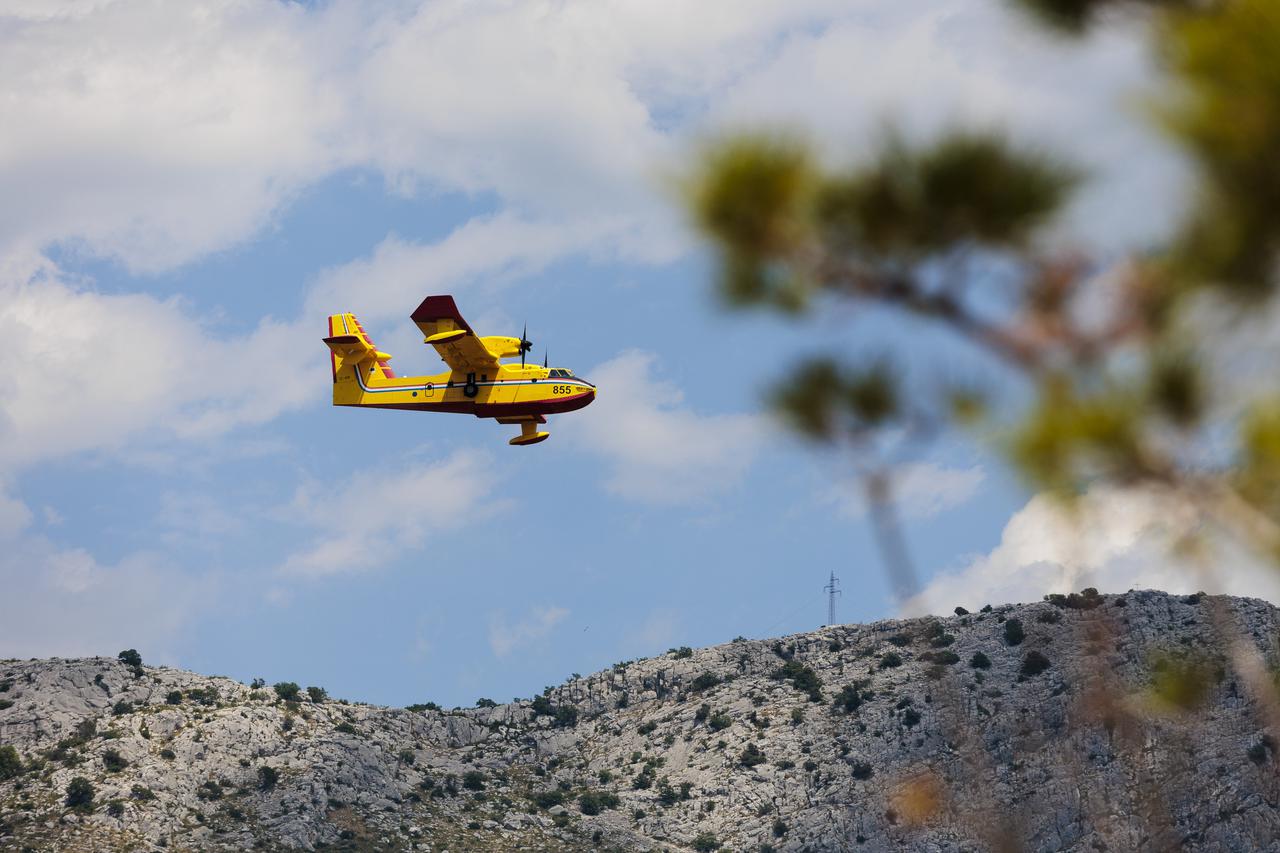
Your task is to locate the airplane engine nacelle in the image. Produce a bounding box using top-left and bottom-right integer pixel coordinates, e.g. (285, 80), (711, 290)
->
(480, 336), (524, 359)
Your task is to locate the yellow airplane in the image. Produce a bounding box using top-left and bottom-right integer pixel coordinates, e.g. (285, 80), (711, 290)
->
(324, 295), (596, 445)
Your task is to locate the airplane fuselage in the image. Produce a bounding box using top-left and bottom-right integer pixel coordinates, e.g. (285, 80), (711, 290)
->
(326, 311), (595, 422)
(335, 361), (596, 419)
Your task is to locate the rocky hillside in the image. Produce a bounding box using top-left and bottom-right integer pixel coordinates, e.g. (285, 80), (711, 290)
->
(2, 590), (1280, 852)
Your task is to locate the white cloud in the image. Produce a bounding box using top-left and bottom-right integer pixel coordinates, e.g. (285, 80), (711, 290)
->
(488, 605), (570, 658)
(0, 535), (209, 661)
(0, 0), (346, 272)
(0, 268), (320, 470)
(277, 449), (499, 578)
(908, 486), (1280, 615)
(0, 0), (1183, 277)
(563, 351), (768, 505)
(0, 0), (840, 273)
(824, 461), (985, 520)
(303, 214), (632, 329)
(0, 484), (33, 539)
(710, 1), (1186, 252)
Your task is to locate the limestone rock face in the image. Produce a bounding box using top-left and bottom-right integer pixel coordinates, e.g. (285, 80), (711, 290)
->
(2, 590), (1280, 851)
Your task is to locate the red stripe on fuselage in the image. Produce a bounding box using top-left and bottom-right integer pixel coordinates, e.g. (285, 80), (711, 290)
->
(338, 391), (595, 418)
(328, 316), (337, 380)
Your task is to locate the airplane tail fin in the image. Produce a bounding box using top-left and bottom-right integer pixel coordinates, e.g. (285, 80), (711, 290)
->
(324, 313), (396, 404)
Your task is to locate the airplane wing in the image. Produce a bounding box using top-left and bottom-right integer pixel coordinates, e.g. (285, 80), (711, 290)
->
(410, 295), (500, 374)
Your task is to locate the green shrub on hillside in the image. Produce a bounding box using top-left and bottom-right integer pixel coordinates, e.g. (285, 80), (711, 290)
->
(102, 749), (127, 773)
(578, 789), (620, 815)
(65, 777), (94, 810)
(273, 682), (301, 702)
(692, 831), (719, 852)
(739, 743), (767, 768)
(773, 660), (823, 701)
(1004, 619), (1025, 646)
(0, 745), (22, 780)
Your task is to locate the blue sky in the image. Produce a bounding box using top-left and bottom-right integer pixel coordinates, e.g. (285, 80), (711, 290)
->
(4, 0), (1264, 709)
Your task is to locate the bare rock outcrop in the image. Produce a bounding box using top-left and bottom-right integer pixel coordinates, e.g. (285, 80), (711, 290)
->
(2, 590), (1279, 851)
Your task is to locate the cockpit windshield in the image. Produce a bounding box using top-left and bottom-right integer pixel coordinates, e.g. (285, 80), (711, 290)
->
(548, 367), (593, 386)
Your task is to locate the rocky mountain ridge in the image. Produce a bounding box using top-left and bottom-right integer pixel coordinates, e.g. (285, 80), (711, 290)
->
(2, 589), (1279, 851)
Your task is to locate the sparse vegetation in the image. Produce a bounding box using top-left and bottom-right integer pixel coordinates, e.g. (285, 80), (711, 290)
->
(691, 672), (721, 692)
(1004, 619), (1025, 646)
(65, 777), (95, 810)
(102, 749), (127, 772)
(739, 743), (767, 768)
(879, 652), (903, 669)
(774, 659), (823, 701)
(1020, 651), (1051, 677)
(577, 789), (620, 815)
(692, 830), (720, 852)
(273, 682), (302, 702)
(970, 651), (991, 670)
(922, 650), (959, 665)
(834, 682), (870, 714)
(532, 788), (566, 810)
(117, 649), (142, 667)
(1045, 588), (1103, 610)
(406, 701), (441, 712)
(196, 780), (223, 801)
(306, 686), (327, 703)
(0, 745), (22, 780)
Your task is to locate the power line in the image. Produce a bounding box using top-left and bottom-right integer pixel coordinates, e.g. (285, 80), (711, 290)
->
(823, 571), (842, 627)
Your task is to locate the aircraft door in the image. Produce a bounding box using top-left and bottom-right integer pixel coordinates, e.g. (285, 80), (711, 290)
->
(424, 382), (436, 399)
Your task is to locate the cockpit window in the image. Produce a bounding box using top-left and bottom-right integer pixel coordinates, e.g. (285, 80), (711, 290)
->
(548, 368), (590, 385)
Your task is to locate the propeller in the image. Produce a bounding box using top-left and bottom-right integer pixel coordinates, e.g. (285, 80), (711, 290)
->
(544, 350), (549, 369)
(519, 322), (533, 367)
